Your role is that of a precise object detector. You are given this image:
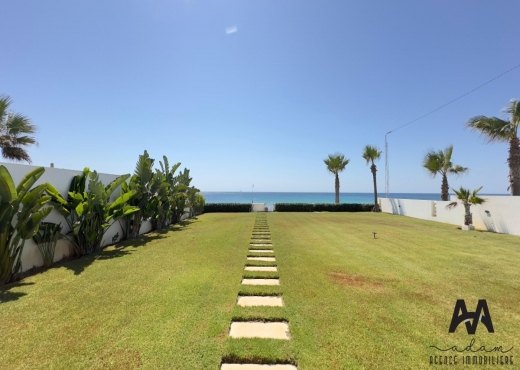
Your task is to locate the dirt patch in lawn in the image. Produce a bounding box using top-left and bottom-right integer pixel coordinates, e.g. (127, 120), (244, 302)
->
(328, 272), (385, 291)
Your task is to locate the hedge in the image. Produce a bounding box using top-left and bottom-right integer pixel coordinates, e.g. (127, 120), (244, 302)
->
(274, 203), (373, 212)
(203, 203), (252, 213)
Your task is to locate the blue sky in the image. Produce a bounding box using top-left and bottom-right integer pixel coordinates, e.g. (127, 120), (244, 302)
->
(1, 0), (519, 193)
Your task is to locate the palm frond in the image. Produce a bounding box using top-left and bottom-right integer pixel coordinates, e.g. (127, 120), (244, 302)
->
(466, 116), (511, 143)
(5, 113), (37, 135)
(448, 165), (468, 176)
(422, 149), (441, 177)
(444, 144), (453, 163)
(0, 95), (13, 122)
(0, 145), (31, 163)
(361, 145), (382, 165)
(324, 153), (350, 174)
(501, 99), (520, 135)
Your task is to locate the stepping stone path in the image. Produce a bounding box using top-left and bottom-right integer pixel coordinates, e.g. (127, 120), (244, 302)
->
(237, 296), (283, 307)
(244, 266), (277, 272)
(222, 214), (296, 369)
(241, 278), (280, 285)
(221, 365), (297, 370)
(229, 322), (290, 339)
(247, 256), (276, 262)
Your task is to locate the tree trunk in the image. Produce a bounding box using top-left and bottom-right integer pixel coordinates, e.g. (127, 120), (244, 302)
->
(371, 163), (379, 212)
(463, 203), (472, 225)
(508, 137), (520, 195)
(335, 173), (340, 204)
(441, 173), (449, 201)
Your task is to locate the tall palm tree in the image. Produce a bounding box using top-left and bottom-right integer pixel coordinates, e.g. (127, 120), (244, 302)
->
(467, 99), (520, 195)
(362, 145), (382, 212)
(0, 95), (38, 163)
(422, 145), (468, 201)
(447, 186), (485, 226)
(324, 153), (350, 204)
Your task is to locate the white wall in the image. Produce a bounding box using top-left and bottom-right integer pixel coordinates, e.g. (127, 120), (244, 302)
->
(1, 162), (186, 272)
(252, 203), (266, 212)
(380, 196), (520, 236)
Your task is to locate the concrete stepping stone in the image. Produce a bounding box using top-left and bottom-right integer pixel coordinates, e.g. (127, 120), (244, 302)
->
(222, 365), (296, 370)
(248, 249), (274, 253)
(229, 322), (290, 339)
(244, 266), (277, 272)
(221, 365), (297, 370)
(247, 257), (275, 262)
(250, 244), (273, 247)
(242, 278), (280, 285)
(237, 296), (283, 307)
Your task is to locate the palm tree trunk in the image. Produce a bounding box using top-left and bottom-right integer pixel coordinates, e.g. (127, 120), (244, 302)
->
(335, 173), (340, 204)
(441, 173), (449, 201)
(508, 137), (520, 196)
(371, 164), (379, 212)
(463, 204), (472, 225)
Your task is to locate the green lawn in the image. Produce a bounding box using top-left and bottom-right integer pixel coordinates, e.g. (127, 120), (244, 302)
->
(1, 213), (519, 369)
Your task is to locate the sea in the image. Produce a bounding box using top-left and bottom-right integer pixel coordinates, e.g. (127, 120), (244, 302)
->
(202, 192), (445, 211)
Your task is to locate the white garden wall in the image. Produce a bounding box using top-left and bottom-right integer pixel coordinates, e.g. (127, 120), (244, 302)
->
(1, 162), (183, 272)
(252, 203), (267, 212)
(379, 196), (520, 236)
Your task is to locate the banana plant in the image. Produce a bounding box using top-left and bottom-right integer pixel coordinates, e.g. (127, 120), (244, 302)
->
(152, 156), (181, 230)
(32, 222), (63, 268)
(0, 166), (52, 285)
(170, 168), (193, 223)
(188, 189), (204, 217)
(46, 168), (138, 255)
(122, 151), (173, 238)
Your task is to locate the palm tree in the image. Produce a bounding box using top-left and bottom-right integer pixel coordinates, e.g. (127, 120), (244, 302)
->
(0, 95), (38, 163)
(422, 145), (468, 201)
(362, 145), (382, 212)
(447, 186), (485, 226)
(467, 99), (520, 195)
(324, 153), (350, 204)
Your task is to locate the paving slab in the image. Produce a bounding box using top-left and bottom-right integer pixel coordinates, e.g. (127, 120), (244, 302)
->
(250, 244), (273, 247)
(229, 321), (290, 339)
(247, 257), (276, 262)
(244, 266), (277, 272)
(222, 365), (296, 370)
(237, 296), (283, 307)
(248, 249), (274, 253)
(242, 278), (280, 285)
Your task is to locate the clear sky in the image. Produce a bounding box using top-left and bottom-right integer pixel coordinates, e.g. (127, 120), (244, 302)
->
(1, 0), (519, 194)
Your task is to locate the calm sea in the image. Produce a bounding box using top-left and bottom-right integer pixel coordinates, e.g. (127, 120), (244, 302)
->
(202, 192), (441, 210)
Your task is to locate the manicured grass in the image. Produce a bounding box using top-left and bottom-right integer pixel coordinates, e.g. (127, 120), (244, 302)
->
(0, 215), (255, 370)
(1, 212), (519, 369)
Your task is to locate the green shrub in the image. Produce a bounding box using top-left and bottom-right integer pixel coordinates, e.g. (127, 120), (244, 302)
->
(274, 203), (373, 212)
(203, 203), (251, 213)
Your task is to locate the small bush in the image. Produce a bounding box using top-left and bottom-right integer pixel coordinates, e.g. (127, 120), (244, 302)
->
(203, 203), (252, 213)
(274, 203), (373, 212)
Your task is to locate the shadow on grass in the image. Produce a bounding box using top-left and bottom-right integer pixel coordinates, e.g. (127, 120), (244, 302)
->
(64, 220), (199, 276)
(0, 282), (34, 304)
(63, 248), (133, 276)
